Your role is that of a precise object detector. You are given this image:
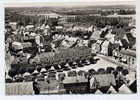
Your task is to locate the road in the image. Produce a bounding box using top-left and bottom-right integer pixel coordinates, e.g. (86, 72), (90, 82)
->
(56, 55), (136, 86)
(97, 54), (136, 72)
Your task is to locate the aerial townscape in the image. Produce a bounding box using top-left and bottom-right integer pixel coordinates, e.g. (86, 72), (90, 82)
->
(5, 2), (136, 95)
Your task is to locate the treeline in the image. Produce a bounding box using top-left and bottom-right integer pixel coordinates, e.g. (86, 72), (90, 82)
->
(117, 9), (136, 15)
(57, 9), (135, 16)
(5, 12), (132, 28)
(67, 15), (131, 28)
(5, 13), (58, 27)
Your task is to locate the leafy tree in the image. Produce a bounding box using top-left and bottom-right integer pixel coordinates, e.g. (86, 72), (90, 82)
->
(8, 69), (17, 78)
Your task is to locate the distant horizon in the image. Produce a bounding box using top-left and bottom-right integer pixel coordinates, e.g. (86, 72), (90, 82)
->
(5, 0), (136, 8)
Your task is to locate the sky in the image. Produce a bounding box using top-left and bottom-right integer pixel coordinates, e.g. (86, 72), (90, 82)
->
(5, 0), (136, 7)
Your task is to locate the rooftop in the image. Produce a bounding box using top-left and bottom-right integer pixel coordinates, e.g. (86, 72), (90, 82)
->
(63, 76), (87, 84)
(120, 49), (136, 57)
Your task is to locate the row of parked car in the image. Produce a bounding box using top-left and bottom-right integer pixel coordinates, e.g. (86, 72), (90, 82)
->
(6, 55), (98, 83)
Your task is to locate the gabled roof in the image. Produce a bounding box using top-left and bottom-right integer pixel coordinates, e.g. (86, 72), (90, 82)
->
(26, 25), (34, 29)
(113, 29), (135, 48)
(95, 89), (103, 94)
(40, 68), (47, 73)
(120, 39), (129, 48)
(32, 70), (39, 74)
(129, 80), (137, 93)
(23, 72), (31, 76)
(90, 30), (102, 40)
(50, 66), (55, 70)
(96, 39), (104, 44)
(118, 84), (132, 94)
(125, 33), (136, 47)
(113, 29), (125, 41)
(107, 86), (117, 94)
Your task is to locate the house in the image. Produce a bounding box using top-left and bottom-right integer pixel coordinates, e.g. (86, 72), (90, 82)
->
(60, 15), (77, 23)
(38, 80), (61, 94)
(37, 13), (61, 19)
(129, 18), (136, 27)
(118, 84), (132, 94)
(113, 28), (125, 41)
(9, 22), (17, 31)
(100, 40), (113, 56)
(90, 74), (116, 90)
(119, 49), (136, 68)
(120, 39), (129, 49)
(113, 49), (136, 68)
(5, 51), (14, 73)
(6, 82), (34, 95)
(107, 86), (117, 94)
(114, 39), (130, 50)
(132, 42), (136, 50)
(11, 42), (23, 52)
(90, 29), (102, 40)
(130, 27), (136, 38)
(123, 33), (136, 49)
(113, 28), (135, 49)
(55, 26), (63, 31)
(129, 80), (137, 93)
(114, 40), (123, 47)
(25, 25), (34, 31)
(87, 25), (94, 32)
(112, 49), (120, 59)
(94, 89), (103, 94)
(105, 30), (115, 43)
(91, 39), (104, 53)
(63, 76), (88, 94)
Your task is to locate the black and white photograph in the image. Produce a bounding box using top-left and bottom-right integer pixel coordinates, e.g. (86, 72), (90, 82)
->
(4, 0), (136, 95)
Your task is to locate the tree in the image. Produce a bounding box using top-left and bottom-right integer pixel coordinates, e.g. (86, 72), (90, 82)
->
(97, 68), (106, 74)
(8, 69), (17, 78)
(78, 70), (86, 76)
(88, 69), (96, 75)
(121, 69), (129, 76)
(28, 67), (35, 73)
(18, 67), (26, 74)
(116, 66), (124, 72)
(106, 67), (115, 74)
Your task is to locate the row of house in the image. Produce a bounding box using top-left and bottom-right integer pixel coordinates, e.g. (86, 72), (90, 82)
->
(112, 49), (136, 68)
(91, 23), (136, 67)
(91, 39), (113, 56)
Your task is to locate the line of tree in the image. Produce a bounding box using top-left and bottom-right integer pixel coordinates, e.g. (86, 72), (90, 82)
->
(66, 15), (131, 28)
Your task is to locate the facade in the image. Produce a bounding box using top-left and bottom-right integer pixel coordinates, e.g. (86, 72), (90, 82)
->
(101, 40), (113, 56)
(90, 30), (102, 40)
(120, 49), (136, 68)
(58, 15), (77, 24)
(123, 33), (136, 49)
(63, 76), (88, 94)
(113, 49), (136, 68)
(9, 22), (17, 31)
(90, 74), (116, 90)
(91, 39), (104, 53)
